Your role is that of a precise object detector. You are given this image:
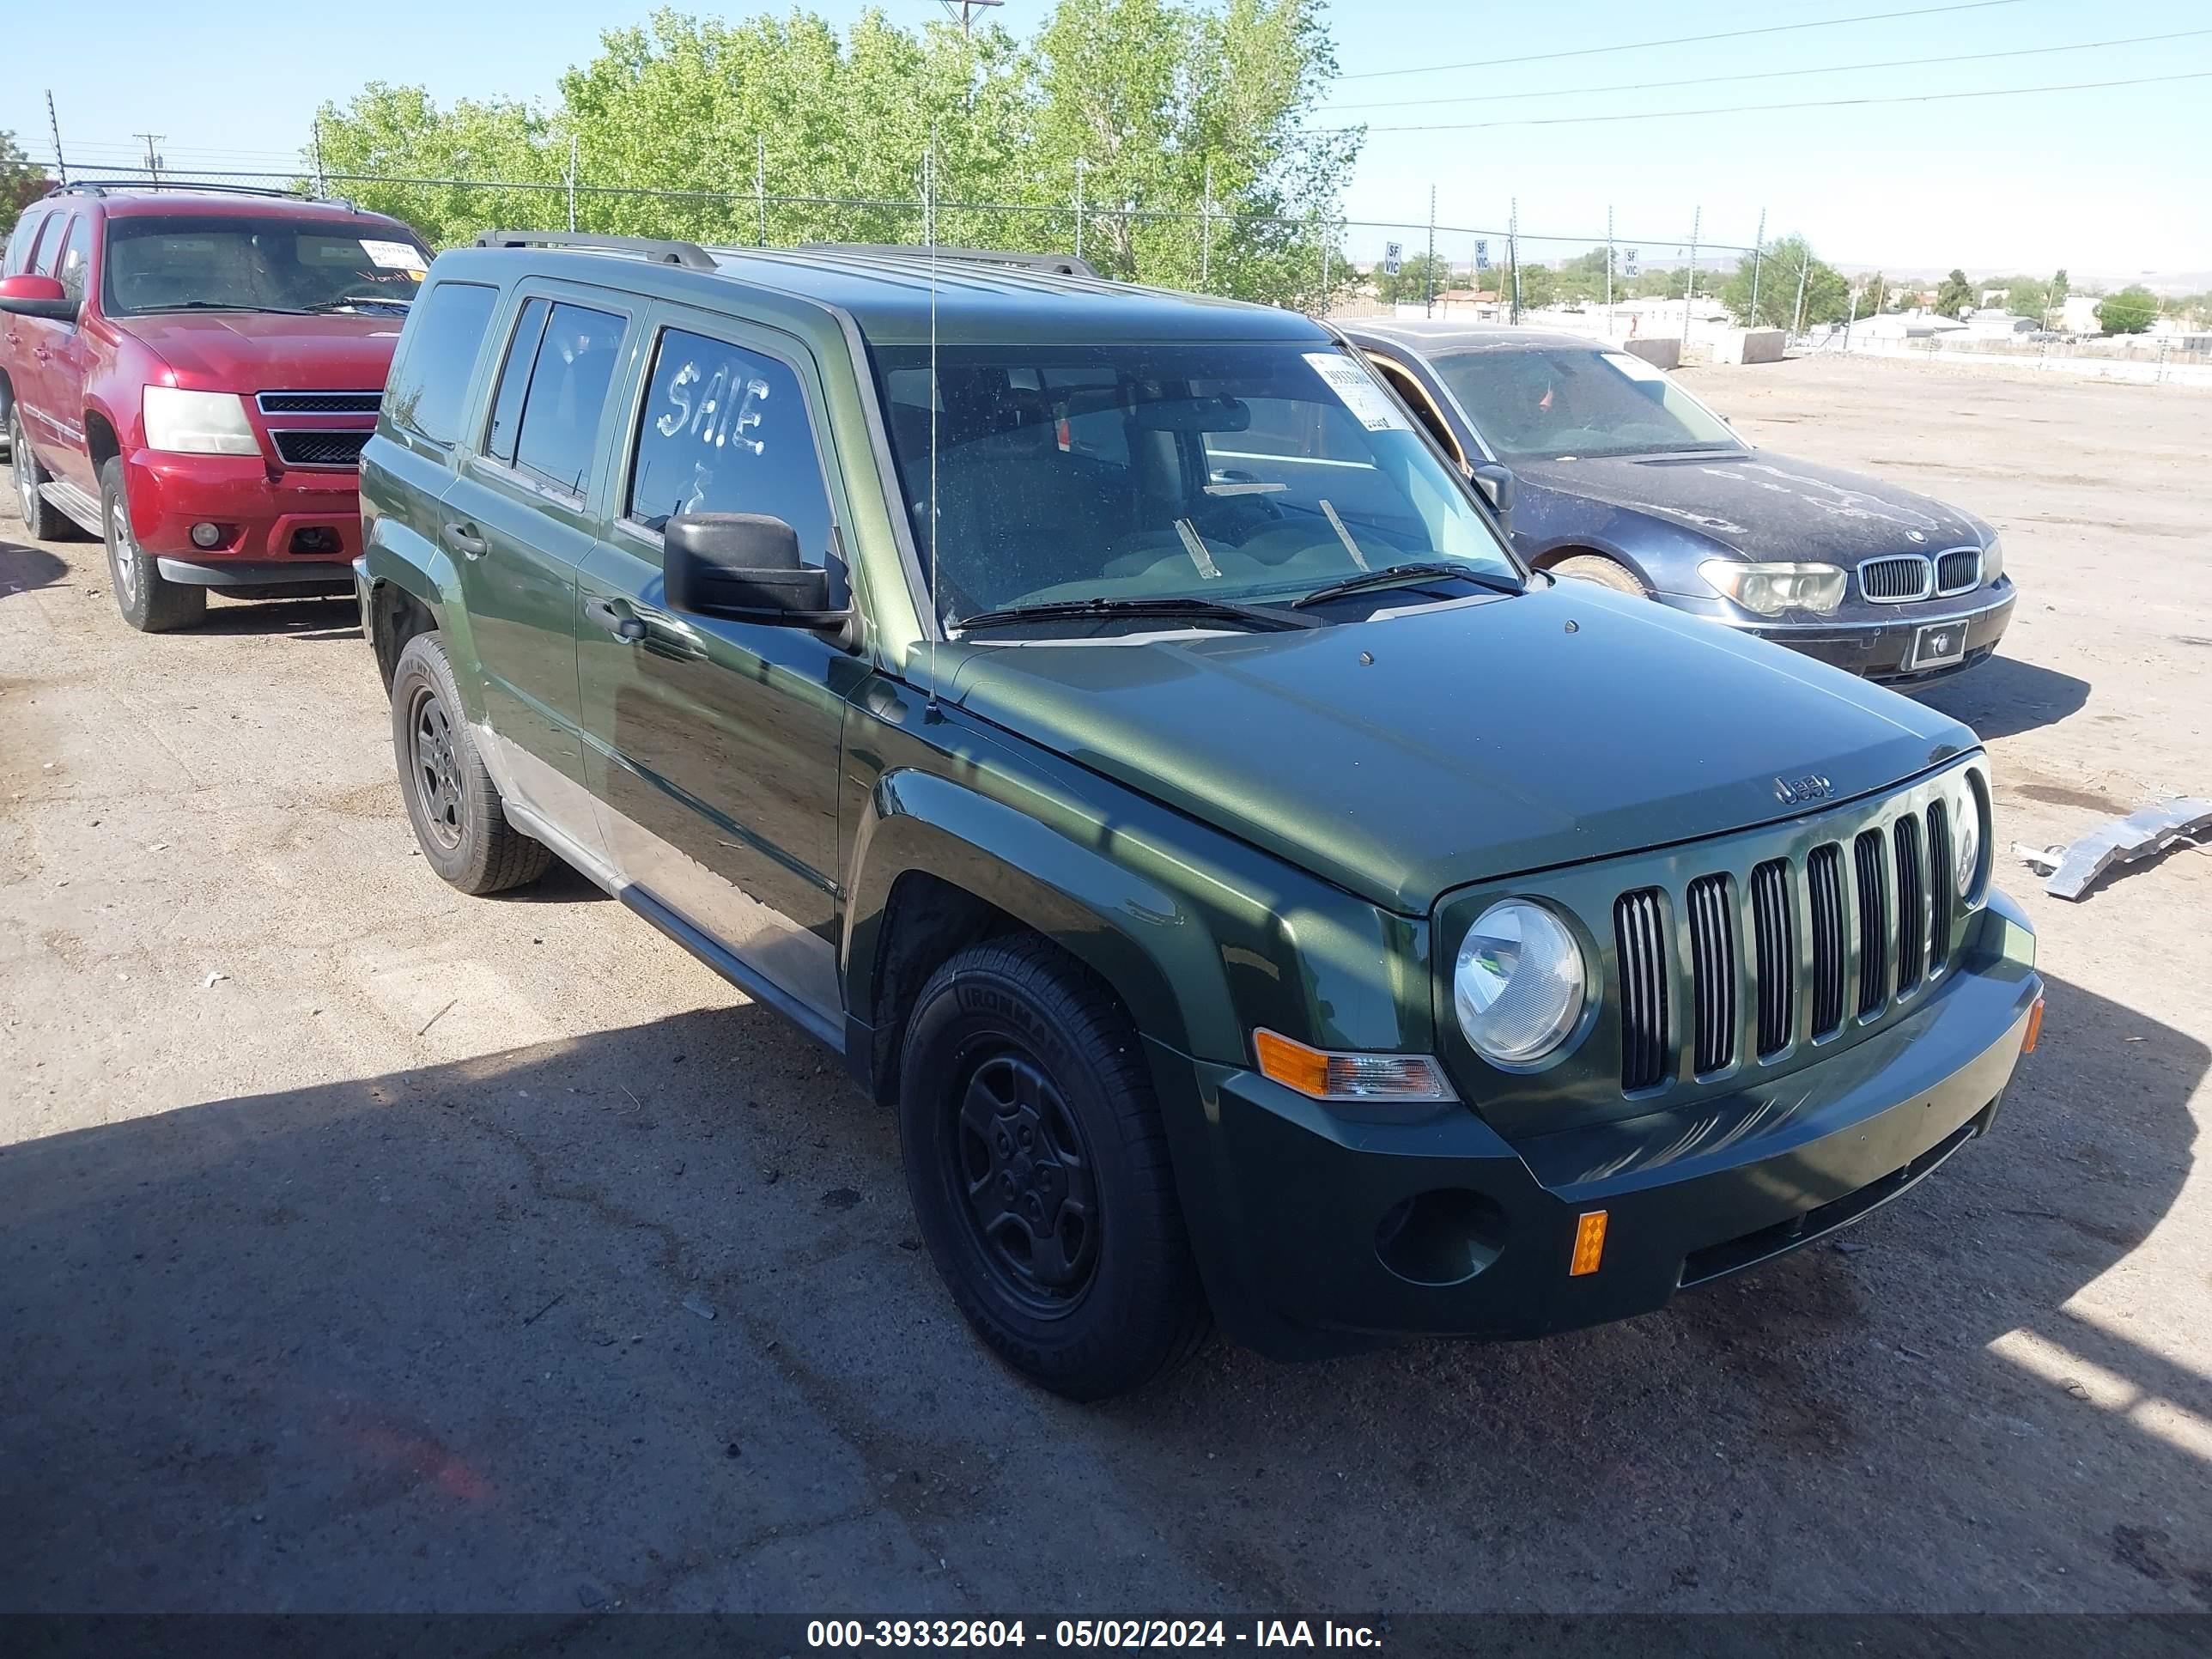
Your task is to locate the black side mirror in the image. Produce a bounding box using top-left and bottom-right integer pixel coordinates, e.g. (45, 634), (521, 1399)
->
(1469, 461), (1517, 516)
(662, 513), (850, 633)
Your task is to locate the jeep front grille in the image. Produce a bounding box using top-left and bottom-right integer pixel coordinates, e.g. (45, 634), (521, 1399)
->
(1611, 798), (1964, 1091)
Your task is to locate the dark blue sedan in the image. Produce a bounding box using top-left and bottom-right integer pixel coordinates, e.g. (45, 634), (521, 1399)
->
(1346, 320), (2016, 684)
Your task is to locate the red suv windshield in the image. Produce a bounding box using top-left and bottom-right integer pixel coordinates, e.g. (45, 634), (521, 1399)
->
(101, 213), (430, 318)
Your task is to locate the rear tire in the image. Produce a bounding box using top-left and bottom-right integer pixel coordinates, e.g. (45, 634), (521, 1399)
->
(1550, 553), (1650, 598)
(101, 459), (205, 632)
(389, 631), (553, 895)
(898, 935), (1212, 1400)
(9, 407), (74, 543)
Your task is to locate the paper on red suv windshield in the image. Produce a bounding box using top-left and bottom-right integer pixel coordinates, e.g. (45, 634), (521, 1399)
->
(360, 239), (423, 270)
(1304, 352), (1413, 433)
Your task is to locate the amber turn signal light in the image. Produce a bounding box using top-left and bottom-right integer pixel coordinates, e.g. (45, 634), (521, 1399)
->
(2021, 995), (2045, 1054)
(1251, 1029), (1453, 1103)
(1569, 1209), (1608, 1277)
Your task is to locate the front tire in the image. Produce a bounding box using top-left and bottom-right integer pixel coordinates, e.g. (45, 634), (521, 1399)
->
(1550, 553), (1650, 598)
(101, 459), (205, 632)
(898, 936), (1211, 1400)
(389, 631), (553, 895)
(9, 407), (74, 543)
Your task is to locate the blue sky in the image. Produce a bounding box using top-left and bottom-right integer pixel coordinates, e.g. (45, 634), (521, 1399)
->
(6, 0), (2208, 278)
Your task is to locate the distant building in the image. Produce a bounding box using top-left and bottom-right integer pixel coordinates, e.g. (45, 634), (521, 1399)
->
(2060, 295), (2105, 333)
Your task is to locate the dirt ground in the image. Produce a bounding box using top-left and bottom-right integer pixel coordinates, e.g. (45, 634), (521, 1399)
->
(2, 354), (2208, 1615)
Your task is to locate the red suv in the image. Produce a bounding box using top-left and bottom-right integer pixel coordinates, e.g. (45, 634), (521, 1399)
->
(0, 183), (431, 630)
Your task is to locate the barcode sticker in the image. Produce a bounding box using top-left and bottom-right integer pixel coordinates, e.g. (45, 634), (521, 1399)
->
(1304, 352), (1413, 432)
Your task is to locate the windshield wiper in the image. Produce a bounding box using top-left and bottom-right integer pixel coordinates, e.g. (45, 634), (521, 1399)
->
(131, 301), (312, 315)
(953, 595), (1320, 635)
(301, 295), (412, 313)
(1292, 560), (1522, 610)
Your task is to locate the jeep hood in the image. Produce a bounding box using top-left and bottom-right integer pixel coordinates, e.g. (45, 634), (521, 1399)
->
(121, 312), (406, 391)
(947, 582), (1976, 914)
(1512, 448), (1989, 561)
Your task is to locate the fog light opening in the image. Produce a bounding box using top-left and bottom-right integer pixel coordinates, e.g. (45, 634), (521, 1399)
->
(289, 526), (341, 556)
(189, 521), (225, 550)
(1375, 1188), (1505, 1287)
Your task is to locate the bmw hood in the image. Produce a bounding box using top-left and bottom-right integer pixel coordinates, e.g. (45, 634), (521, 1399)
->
(946, 581), (1978, 914)
(1512, 448), (1990, 561)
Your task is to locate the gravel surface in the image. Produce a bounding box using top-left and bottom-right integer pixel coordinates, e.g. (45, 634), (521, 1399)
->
(2, 355), (2207, 1613)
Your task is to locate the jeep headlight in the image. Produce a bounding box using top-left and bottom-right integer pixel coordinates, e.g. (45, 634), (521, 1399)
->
(143, 386), (259, 456)
(1698, 559), (1846, 617)
(1980, 535), (2004, 585)
(1954, 775), (1987, 902)
(1454, 900), (1587, 1065)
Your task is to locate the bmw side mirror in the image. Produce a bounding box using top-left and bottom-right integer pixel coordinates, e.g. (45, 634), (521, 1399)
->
(0, 274), (79, 323)
(662, 513), (853, 639)
(1469, 460), (1517, 516)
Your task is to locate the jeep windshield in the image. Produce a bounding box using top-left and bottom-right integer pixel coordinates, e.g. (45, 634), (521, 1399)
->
(1426, 344), (1744, 463)
(101, 214), (430, 319)
(870, 342), (1522, 631)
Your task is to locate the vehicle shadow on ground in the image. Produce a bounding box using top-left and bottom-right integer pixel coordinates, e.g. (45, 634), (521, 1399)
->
(0, 972), (2200, 1613)
(0, 538), (70, 599)
(194, 594), (363, 641)
(1911, 653), (2093, 742)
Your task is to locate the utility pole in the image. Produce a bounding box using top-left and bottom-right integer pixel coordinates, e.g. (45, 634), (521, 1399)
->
(46, 90), (67, 185)
(756, 136), (767, 246)
(135, 132), (166, 183)
(1200, 160), (1212, 290)
(1073, 158), (1085, 262)
(1509, 196), (1521, 325)
(564, 134), (578, 231)
(1424, 183), (1437, 319)
(938, 0), (1002, 31)
(1680, 204), (1700, 346)
(312, 118), (329, 198)
(1605, 203), (1614, 329)
(1791, 253), (1811, 341)
(1843, 285), (1859, 353)
(1748, 206), (1766, 325)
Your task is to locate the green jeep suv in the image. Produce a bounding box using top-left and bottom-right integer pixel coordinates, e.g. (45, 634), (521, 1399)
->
(356, 233), (2043, 1399)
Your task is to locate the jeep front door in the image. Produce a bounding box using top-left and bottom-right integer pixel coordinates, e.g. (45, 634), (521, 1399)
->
(440, 289), (635, 859)
(575, 313), (862, 1030)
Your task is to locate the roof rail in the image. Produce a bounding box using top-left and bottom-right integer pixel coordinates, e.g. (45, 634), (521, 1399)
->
(51, 179), (353, 208)
(475, 229), (717, 270)
(797, 243), (1102, 281)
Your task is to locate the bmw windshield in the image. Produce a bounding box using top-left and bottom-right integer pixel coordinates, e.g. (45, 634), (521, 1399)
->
(1429, 344), (1745, 463)
(871, 342), (1521, 630)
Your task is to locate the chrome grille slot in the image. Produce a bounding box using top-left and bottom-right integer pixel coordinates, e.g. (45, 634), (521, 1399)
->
(1686, 874), (1737, 1075)
(1859, 553), (1932, 603)
(1613, 889), (1670, 1092)
(1808, 843), (1846, 1037)
(1926, 799), (1954, 974)
(1854, 830), (1889, 1016)
(1934, 547), (1981, 595)
(1749, 860), (1796, 1058)
(1893, 814), (1927, 993)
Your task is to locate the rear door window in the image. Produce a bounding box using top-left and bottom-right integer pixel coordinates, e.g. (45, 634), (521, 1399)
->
(34, 213), (74, 277)
(384, 280), (500, 451)
(508, 302), (626, 499)
(3, 210), (49, 277)
(624, 325), (832, 566)
(483, 297), (551, 465)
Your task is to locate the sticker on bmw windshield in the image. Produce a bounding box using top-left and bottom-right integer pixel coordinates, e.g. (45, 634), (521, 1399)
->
(360, 239), (424, 270)
(1304, 353), (1413, 432)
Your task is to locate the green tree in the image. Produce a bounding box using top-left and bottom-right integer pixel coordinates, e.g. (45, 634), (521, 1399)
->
(1722, 235), (1848, 329)
(1, 131), (52, 238)
(1373, 250), (1449, 304)
(2095, 285), (2159, 333)
(1934, 268), (1974, 319)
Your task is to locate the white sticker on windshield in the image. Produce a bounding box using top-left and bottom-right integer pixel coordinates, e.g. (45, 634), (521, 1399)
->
(1303, 352), (1413, 432)
(360, 239), (423, 270)
(1601, 349), (1668, 383)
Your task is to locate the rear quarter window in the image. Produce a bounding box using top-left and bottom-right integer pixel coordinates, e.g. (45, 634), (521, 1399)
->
(384, 281), (500, 451)
(3, 210), (50, 277)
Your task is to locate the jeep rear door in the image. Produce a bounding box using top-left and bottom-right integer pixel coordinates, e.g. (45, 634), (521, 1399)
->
(574, 307), (862, 1032)
(439, 282), (639, 859)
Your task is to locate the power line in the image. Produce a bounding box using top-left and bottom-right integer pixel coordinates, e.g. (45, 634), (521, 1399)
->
(1324, 27), (2212, 113)
(1339, 0), (2033, 82)
(1347, 67), (2212, 133)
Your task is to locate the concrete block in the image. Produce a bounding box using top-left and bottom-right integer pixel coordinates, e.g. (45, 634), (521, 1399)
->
(1711, 328), (1786, 365)
(1619, 337), (1682, 370)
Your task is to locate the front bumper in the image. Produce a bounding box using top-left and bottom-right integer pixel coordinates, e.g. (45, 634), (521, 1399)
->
(1663, 583), (2017, 684)
(125, 448), (362, 581)
(1161, 893), (2039, 1360)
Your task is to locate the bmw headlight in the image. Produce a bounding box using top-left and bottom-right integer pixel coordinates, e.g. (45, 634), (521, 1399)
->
(1454, 901), (1588, 1065)
(143, 386), (259, 456)
(1699, 560), (1847, 617)
(1980, 535), (2004, 585)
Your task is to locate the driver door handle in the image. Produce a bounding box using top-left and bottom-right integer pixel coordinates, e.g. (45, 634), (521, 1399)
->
(442, 521), (487, 559)
(584, 595), (647, 642)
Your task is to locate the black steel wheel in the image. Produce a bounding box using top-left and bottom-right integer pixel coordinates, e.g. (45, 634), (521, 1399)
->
(898, 935), (1211, 1400)
(387, 631), (554, 895)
